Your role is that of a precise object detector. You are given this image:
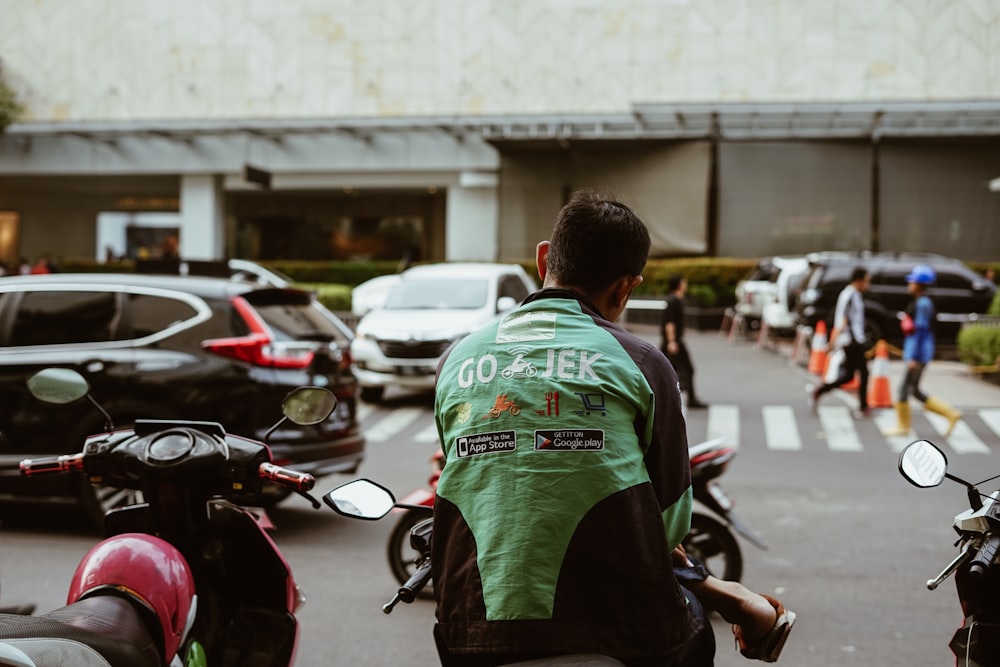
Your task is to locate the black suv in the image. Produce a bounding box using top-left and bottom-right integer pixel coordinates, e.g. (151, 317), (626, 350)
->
(0, 273), (364, 526)
(796, 251), (996, 346)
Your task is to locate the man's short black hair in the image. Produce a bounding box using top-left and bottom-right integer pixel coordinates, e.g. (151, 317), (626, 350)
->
(850, 267), (869, 282)
(546, 190), (650, 292)
(667, 274), (684, 293)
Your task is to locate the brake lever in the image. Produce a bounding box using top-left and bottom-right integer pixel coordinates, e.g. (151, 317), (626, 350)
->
(296, 489), (321, 509)
(927, 542), (975, 590)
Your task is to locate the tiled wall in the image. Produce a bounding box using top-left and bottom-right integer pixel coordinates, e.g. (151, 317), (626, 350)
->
(2, 0), (998, 122)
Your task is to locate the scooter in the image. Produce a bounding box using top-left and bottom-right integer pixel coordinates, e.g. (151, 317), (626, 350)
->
(386, 437), (766, 592)
(898, 439), (1000, 666)
(685, 437), (768, 582)
(0, 367), (334, 667)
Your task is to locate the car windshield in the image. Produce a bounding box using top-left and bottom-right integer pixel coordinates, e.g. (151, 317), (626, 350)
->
(385, 279), (489, 310)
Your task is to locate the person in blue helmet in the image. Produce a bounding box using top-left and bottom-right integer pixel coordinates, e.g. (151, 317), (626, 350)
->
(883, 264), (962, 437)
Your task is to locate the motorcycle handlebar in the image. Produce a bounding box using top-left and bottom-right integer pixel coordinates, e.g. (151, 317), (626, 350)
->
(258, 462), (315, 492)
(382, 559), (433, 614)
(19, 453), (84, 477)
(969, 533), (1000, 579)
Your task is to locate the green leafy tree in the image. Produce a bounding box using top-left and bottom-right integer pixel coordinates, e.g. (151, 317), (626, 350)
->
(0, 76), (22, 132)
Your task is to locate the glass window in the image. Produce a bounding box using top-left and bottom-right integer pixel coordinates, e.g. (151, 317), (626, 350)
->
(253, 302), (351, 344)
(385, 279), (489, 310)
(9, 291), (118, 346)
(128, 293), (199, 338)
(499, 275), (530, 302)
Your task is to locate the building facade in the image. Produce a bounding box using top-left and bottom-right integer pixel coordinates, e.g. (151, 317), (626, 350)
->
(1, 0), (999, 267)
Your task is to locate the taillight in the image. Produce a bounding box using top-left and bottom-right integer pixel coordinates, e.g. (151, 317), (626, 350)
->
(201, 297), (315, 369)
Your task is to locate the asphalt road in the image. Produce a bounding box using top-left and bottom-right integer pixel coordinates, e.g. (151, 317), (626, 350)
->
(4, 327), (999, 666)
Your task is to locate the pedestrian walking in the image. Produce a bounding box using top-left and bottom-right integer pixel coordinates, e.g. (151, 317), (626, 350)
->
(808, 267), (871, 417)
(661, 274), (707, 408)
(883, 264), (961, 436)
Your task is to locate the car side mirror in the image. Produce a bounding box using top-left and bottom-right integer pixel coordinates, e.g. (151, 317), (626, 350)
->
(496, 296), (518, 313)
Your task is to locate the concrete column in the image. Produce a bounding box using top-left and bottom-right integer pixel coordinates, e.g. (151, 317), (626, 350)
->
(179, 175), (224, 260)
(445, 172), (499, 261)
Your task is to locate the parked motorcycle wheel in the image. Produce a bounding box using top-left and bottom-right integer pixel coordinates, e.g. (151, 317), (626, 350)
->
(682, 512), (743, 582)
(387, 510), (434, 599)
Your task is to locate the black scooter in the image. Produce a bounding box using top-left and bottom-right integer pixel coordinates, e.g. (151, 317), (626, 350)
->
(899, 439), (1000, 666)
(0, 368), (333, 667)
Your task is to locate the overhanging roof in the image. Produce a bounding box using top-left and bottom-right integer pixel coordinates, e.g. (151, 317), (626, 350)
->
(5, 100), (1000, 143)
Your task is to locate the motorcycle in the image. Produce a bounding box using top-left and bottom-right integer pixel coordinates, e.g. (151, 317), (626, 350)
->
(0, 367), (334, 667)
(386, 436), (765, 593)
(898, 439), (1000, 666)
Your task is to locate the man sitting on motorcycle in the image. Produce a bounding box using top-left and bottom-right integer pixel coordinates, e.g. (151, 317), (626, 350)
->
(432, 190), (795, 666)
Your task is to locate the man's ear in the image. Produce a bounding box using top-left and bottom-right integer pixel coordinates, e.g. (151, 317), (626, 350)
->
(612, 275), (644, 309)
(535, 241), (550, 282)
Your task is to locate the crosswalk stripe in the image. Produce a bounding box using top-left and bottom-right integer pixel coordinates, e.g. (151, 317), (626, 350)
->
(873, 410), (912, 453)
(363, 407), (423, 442)
(357, 402), (375, 422)
(762, 405), (801, 450)
(925, 412), (990, 454)
(706, 405), (740, 449)
(981, 408), (1000, 440)
(818, 405), (864, 451)
(357, 406), (998, 454)
(415, 421), (440, 443)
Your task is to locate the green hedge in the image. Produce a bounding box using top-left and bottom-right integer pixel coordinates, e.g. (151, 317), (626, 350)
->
(957, 323), (1000, 369)
(295, 283), (353, 312)
(56, 256), (758, 309)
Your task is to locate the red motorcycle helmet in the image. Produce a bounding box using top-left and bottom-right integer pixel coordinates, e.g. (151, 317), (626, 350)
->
(68, 533), (197, 661)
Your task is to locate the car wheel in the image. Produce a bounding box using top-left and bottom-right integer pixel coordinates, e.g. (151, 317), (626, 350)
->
(79, 476), (144, 532)
(864, 316), (884, 351)
(360, 386), (384, 403)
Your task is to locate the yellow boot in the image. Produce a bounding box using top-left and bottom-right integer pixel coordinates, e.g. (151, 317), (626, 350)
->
(925, 396), (961, 437)
(883, 401), (912, 436)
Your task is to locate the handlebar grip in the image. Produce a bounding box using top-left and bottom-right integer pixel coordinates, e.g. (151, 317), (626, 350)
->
(969, 534), (1000, 579)
(19, 453), (84, 477)
(258, 462), (315, 492)
(383, 559), (433, 614)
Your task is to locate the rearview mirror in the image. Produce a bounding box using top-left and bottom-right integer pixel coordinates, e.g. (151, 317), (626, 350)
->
(27, 368), (90, 405)
(323, 479), (396, 520)
(496, 296), (518, 313)
(281, 387), (337, 425)
(899, 440), (948, 488)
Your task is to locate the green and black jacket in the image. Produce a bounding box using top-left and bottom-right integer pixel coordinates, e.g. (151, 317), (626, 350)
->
(432, 288), (696, 660)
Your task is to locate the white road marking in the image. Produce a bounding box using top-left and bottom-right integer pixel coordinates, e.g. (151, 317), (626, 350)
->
(763, 405), (802, 450)
(818, 405), (863, 451)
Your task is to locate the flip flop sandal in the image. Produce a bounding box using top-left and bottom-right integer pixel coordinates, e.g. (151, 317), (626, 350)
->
(732, 594), (796, 662)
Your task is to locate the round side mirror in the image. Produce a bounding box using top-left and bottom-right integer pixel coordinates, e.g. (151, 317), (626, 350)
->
(899, 439), (948, 488)
(323, 479), (396, 520)
(27, 368), (90, 405)
(281, 387), (337, 425)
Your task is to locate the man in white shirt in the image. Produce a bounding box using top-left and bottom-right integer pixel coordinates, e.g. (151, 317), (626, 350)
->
(809, 267), (871, 417)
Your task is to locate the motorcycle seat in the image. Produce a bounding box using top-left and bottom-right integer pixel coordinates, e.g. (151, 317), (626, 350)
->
(0, 596), (161, 667)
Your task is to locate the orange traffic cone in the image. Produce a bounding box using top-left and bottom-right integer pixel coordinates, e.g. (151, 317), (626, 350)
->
(808, 321), (829, 376)
(867, 339), (893, 408)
